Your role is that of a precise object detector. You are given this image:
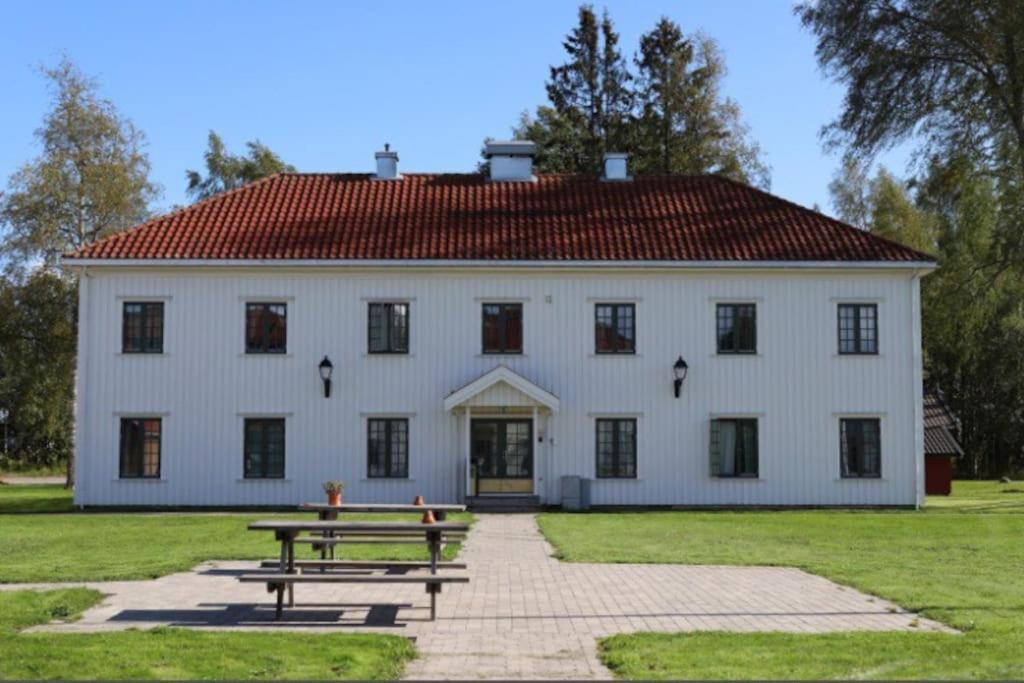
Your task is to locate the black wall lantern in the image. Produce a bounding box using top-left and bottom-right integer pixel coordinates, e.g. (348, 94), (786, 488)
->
(318, 356), (334, 398)
(673, 356), (689, 398)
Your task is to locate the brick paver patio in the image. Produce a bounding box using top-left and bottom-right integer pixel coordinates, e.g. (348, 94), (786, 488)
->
(3, 513), (951, 679)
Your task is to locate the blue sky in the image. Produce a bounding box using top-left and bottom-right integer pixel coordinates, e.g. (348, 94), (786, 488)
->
(1, 1), (911, 215)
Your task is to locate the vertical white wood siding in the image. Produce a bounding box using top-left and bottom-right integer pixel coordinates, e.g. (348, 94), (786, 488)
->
(73, 267), (924, 507)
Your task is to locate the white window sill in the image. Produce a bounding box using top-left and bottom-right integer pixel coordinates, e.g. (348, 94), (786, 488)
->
(593, 477), (643, 482)
(711, 353), (761, 358)
(710, 476), (764, 482)
(834, 477), (886, 482)
(476, 353), (526, 358)
(239, 353), (293, 358)
(833, 354), (884, 359)
(359, 478), (416, 483)
(361, 353), (415, 358)
(587, 353), (642, 358)
(112, 478), (166, 483)
(116, 352), (168, 358)
(236, 478), (293, 483)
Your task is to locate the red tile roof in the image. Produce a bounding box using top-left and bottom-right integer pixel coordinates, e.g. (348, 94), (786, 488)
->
(66, 173), (934, 263)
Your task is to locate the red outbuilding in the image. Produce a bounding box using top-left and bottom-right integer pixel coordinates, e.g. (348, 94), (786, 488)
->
(923, 390), (963, 496)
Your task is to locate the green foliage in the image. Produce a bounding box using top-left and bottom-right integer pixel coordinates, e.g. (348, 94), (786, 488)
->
(830, 156), (1024, 477)
(798, 1), (1024, 169)
(0, 58), (158, 480)
(813, 0), (1024, 477)
(0, 58), (159, 271)
(800, 0), (1024, 266)
(828, 158), (935, 253)
(0, 589), (414, 679)
(633, 22), (768, 185)
(917, 158), (1024, 477)
(540, 481), (1024, 679)
(541, 6), (632, 174)
(505, 8), (768, 185)
(0, 273), (76, 472)
(186, 131), (295, 202)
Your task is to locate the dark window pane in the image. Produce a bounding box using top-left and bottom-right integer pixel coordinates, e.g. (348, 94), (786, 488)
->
(482, 305), (502, 352)
(838, 304), (878, 355)
(244, 418), (285, 478)
(595, 304), (636, 354)
(595, 418), (637, 478)
(367, 418), (409, 478)
(122, 302), (164, 353)
(368, 303), (409, 353)
(119, 417), (160, 478)
(711, 419), (758, 477)
(482, 303), (523, 353)
(246, 303), (287, 354)
(840, 418), (881, 477)
(504, 305), (523, 352)
(716, 304), (756, 353)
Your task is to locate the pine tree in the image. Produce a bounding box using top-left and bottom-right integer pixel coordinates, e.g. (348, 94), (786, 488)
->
(633, 20), (768, 185)
(533, 6), (633, 173)
(501, 8), (768, 185)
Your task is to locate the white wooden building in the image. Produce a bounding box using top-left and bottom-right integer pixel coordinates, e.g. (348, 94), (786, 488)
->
(65, 143), (936, 508)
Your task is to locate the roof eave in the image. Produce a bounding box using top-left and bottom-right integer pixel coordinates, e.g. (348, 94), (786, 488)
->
(62, 258), (939, 271)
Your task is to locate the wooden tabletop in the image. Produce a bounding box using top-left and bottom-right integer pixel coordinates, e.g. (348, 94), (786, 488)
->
(299, 502), (466, 513)
(249, 520), (470, 533)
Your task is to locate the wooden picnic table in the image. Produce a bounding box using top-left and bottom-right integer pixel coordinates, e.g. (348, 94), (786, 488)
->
(247, 519), (471, 617)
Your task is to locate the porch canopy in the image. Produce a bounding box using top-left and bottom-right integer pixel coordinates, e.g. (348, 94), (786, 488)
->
(445, 366), (559, 498)
(443, 365), (560, 413)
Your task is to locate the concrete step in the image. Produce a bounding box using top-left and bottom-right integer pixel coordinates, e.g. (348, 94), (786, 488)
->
(466, 495), (541, 512)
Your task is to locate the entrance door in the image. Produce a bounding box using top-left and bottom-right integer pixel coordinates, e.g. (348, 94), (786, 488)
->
(471, 419), (533, 494)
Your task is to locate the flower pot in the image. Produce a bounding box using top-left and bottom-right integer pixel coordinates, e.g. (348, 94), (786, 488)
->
(327, 492), (342, 507)
(413, 495), (425, 506)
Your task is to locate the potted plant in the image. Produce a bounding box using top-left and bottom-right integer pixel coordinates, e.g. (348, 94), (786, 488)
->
(322, 480), (344, 506)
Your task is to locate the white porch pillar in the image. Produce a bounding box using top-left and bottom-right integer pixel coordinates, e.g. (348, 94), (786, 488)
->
(463, 406), (472, 498)
(532, 406), (539, 499)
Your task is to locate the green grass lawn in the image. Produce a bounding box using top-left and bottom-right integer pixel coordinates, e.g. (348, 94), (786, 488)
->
(0, 484), (471, 679)
(538, 480), (1024, 680)
(0, 588), (413, 679)
(0, 485), (468, 582)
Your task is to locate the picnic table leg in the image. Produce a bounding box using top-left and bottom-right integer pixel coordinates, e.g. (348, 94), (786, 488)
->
(274, 532), (288, 620)
(326, 509), (338, 561)
(427, 530), (440, 575)
(287, 533), (296, 607)
(318, 511), (328, 562)
(427, 530), (441, 620)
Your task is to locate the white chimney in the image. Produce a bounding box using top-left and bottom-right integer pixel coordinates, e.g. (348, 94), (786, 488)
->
(485, 140), (537, 182)
(374, 144), (400, 180)
(603, 152), (630, 181)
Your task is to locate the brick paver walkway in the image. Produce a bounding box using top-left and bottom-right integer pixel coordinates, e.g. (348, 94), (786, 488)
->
(4, 513), (951, 679)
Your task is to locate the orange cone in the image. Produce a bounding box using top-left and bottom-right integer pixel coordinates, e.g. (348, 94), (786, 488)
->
(421, 509), (436, 524)
(413, 495), (425, 506)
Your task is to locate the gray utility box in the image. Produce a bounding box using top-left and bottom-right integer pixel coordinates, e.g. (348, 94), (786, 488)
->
(560, 475), (592, 511)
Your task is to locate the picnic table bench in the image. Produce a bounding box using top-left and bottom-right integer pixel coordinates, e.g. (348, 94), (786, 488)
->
(241, 519), (471, 620)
